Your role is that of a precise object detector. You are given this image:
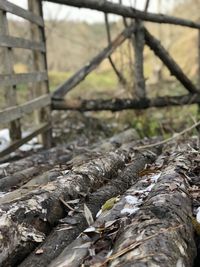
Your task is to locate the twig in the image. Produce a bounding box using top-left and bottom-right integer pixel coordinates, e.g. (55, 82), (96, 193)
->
(59, 197), (75, 211)
(135, 120), (200, 150)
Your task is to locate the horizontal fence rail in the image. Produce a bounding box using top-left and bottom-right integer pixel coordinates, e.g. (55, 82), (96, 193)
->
(0, 36), (46, 52)
(0, 0), (44, 26)
(0, 94), (51, 124)
(0, 72), (48, 86)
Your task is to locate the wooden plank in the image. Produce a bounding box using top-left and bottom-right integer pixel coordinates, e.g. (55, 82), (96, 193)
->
(0, 123), (51, 158)
(0, 94), (51, 124)
(144, 27), (198, 94)
(47, 0), (200, 29)
(0, 0), (44, 26)
(0, 72), (48, 86)
(53, 23), (135, 99)
(0, 35), (45, 51)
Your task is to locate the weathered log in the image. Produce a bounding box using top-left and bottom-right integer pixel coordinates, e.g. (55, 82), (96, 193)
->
(52, 94), (200, 111)
(144, 28), (198, 94)
(0, 166), (46, 191)
(0, 147), (131, 266)
(46, 0), (200, 29)
(49, 144), (196, 267)
(52, 23), (135, 99)
(0, 129), (139, 192)
(19, 149), (159, 267)
(0, 146), (72, 178)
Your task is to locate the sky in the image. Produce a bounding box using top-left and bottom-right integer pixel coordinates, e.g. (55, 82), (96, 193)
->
(9, 0), (175, 23)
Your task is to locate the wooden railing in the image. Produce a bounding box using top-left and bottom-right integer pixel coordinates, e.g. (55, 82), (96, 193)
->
(0, 0), (52, 158)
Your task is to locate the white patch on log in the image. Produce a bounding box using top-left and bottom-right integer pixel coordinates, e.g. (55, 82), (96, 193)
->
(196, 207), (200, 223)
(176, 258), (185, 267)
(121, 207), (139, 215)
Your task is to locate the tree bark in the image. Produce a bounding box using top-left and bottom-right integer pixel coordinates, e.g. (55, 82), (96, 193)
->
(52, 94), (200, 112)
(0, 129), (139, 192)
(49, 143), (196, 267)
(0, 149), (127, 267)
(19, 149), (159, 267)
(46, 0), (200, 29)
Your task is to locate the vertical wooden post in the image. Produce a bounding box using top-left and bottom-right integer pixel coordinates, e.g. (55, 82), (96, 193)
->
(0, 10), (21, 141)
(28, 0), (52, 148)
(133, 19), (146, 99)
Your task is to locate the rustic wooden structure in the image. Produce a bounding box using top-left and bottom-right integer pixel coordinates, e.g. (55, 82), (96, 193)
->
(1, 0), (200, 155)
(50, 0), (200, 115)
(0, 0), (52, 158)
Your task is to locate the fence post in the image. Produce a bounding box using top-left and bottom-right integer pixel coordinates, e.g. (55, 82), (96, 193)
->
(0, 10), (22, 141)
(28, 0), (52, 148)
(133, 19), (146, 99)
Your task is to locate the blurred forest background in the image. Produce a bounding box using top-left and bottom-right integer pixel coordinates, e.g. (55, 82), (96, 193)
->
(2, 0), (200, 137)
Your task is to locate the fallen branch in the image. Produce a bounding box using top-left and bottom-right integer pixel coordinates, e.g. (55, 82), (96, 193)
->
(46, 0), (200, 29)
(52, 94), (200, 111)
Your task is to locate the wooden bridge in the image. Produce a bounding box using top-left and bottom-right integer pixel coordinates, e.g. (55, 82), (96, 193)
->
(0, 0), (200, 156)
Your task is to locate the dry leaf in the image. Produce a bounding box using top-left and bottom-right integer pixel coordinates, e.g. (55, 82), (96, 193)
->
(84, 204), (94, 226)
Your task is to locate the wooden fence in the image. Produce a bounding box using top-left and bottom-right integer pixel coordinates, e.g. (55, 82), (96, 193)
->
(1, 0), (200, 157)
(51, 0), (200, 113)
(0, 0), (52, 158)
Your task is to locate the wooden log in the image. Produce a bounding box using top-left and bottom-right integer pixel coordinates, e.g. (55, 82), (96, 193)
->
(144, 28), (198, 94)
(0, 129), (139, 194)
(134, 20), (146, 99)
(49, 143), (196, 267)
(19, 149), (159, 267)
(0, 151), (126, 266)
(52, 94), (200, 111)
(107, 154), (196, 266)
(0, 145), (72, 178)
(46, 0), (200, 29)
(0, 166), (43, 191)
(52, 23), (135, 99)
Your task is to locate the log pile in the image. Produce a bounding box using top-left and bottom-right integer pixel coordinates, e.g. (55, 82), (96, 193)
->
(0, 131), (200, 266)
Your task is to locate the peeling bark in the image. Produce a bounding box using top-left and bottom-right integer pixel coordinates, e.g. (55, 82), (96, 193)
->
(19, 149), (158, 267)
(0, 147), (132, 266)
(49, 144), (197, 267)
